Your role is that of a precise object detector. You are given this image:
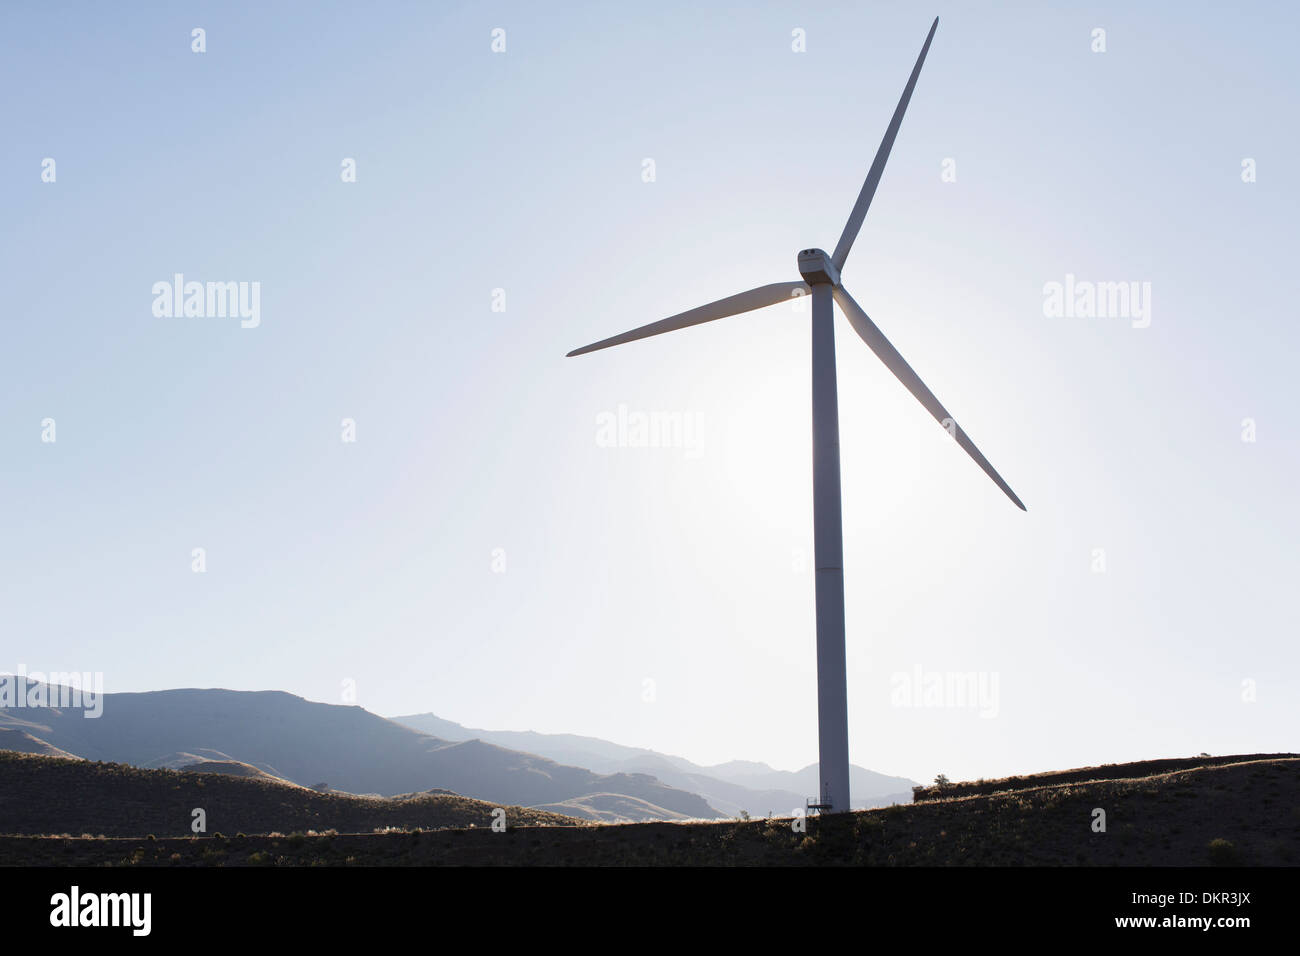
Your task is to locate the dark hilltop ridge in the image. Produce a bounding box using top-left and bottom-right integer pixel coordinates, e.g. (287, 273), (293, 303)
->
(0, 751), (579, 838)
(1, 750), (1295, 866)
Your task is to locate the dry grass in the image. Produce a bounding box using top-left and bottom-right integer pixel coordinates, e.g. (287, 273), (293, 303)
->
(912, 753), (1296, 802)
(0, 751), (580, 840)
(2, 752), (1296, 866)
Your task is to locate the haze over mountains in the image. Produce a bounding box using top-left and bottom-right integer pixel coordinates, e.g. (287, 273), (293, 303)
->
(394, 713), (917, 816)
(0, 680), (916, 822)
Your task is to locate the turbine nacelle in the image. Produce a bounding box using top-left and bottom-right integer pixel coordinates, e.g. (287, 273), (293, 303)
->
(797, 248), (841, 287)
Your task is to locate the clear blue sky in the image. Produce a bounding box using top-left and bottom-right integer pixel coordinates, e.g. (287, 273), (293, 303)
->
(2, 1), (1296, 785)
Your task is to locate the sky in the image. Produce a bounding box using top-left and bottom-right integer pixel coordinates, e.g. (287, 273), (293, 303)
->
(2, 1), (1297, 787)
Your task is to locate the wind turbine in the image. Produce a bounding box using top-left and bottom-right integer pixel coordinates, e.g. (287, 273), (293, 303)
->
(566, 17), (1025, 814)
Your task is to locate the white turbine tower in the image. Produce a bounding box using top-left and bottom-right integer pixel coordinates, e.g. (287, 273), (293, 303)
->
(567, 17), (1025, 814)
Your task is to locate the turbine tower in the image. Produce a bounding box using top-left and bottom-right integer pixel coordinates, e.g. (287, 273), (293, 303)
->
(566, 17), (1025, 814)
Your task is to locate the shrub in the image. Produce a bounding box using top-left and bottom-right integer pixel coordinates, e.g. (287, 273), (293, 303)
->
(1208, 838), (1241, 865)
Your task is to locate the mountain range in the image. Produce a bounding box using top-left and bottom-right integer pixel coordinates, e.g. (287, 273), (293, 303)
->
(392, 712), (917, 817)
(0, 680), (916, 822)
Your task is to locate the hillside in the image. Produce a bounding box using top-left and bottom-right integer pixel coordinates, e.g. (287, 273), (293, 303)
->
(0, 727), (81, 760)
(176, 759), (305, 787)
(2, 753), (1294, 866)
(393, 712), (918, 814)
(911, 753), (1298, 801)
(0, 752), (580, 837)
(0, 683), (720, 820)
(531, 793), (702, 823)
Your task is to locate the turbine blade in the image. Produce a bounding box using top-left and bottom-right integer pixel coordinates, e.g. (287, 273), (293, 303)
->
(831, 17), (939, 272)
(566, 281), (810, 357)
(832, 286), (1026, 511)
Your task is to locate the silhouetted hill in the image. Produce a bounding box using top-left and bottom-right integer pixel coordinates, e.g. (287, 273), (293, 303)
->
(393, 712), (918, 815)
(530, 793), (702, 823)
(0, 727), (80, 759)
(0, 751), (580, 837)
(911, 753), (1299, 802)
(176, 759), (304, 787)
(142, 749), (294, 781)
(0, 682), (720, 820)
(5, 755), (1293, 866)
